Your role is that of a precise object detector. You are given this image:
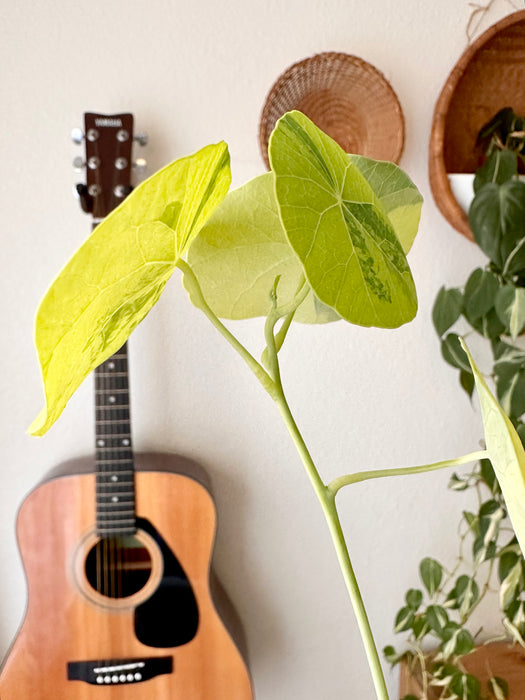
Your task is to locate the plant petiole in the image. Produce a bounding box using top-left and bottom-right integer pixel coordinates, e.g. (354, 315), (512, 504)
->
(328, 451), (489, 498)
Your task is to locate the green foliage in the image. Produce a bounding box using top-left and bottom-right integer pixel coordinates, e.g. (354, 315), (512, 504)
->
(29, 143), (231, 435)
(268, 111), (418, 328)
(187, 151), (422, 325)
(425, 111), (525, 697)
(387, 461), (525, 698)
(31, 111), (422, 436)
(432, 111), (525, 470)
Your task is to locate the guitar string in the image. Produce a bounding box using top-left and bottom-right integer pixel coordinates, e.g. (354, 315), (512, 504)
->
(92, 122), (125, 602)
(107, 122), (134, 601)
(89, 124), (104, 603)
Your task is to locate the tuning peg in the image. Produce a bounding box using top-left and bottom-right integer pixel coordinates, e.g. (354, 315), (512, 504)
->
(71, 127), (84, 145)
(73, 156), (85, 172)
(134, 131), (148, 147)
(114, 184), (133, 199)
(73, 184), (94, 213)
(133, 157), (147, 175)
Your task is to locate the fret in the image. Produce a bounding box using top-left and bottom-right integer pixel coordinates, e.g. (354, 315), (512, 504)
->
(95, 371), (128, 377)
(96, 447), (133, 454)
(95, 432), (131, 439)
(96, 418), (131, 425)
(95, 388), (130, 394)
(96, 469), (134, 476)
(96, 406), (130, 413)
(97, 491), (134, 498)
(97, 504), (135, 511)
(96, 400), (129, 411)
(95, 428), (132, 436)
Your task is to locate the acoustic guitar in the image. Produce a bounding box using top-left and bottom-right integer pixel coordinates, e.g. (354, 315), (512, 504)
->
(0, 113), (253, 699)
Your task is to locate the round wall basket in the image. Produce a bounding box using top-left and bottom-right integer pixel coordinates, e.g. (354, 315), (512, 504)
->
(259, 52), (405, 169)
(429, 10), (525, 240)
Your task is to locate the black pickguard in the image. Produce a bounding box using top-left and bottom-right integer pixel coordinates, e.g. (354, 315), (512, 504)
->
(134, 517), (199, 648)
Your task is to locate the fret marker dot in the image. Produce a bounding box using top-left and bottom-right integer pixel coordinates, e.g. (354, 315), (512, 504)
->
(111, 475), (118, 482)
(112, 496), (119, 503)
(122, 438), (130, 446)
(97, 439), (105, 447)
(108, 362), (115, 370)
(108, 396), (116, 404)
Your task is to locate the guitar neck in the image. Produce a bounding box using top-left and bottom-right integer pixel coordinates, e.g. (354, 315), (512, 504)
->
(94, 343), (136, 536)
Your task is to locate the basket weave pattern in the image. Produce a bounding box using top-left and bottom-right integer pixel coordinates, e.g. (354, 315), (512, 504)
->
(259, 52), (405, 168)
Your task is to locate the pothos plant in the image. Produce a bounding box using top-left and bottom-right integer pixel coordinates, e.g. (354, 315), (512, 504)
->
(387, 107), (525, 700)
(387, 459), (524, 700)
(28, 110), (525, 700)
(433, 107), (525, 437)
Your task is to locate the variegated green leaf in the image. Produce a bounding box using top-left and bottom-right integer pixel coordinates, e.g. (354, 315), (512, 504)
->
(347, 154), (423, 253)
(269, 111), (418, 328)
(499, 560), (523, 610)
(495, 286), (525, 339)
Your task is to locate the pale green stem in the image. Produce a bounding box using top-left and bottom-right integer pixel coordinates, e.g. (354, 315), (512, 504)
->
(328, 450), (489, 497)
(176, 259), (277, 397)
(269, 386), (390, 699)
(178, 261), (487, 700)
(181, 260), (390, 699)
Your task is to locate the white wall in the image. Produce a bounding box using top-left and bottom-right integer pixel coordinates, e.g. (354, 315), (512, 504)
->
(0, 1), (517, 697)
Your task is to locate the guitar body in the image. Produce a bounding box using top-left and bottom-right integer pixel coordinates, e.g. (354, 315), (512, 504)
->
(0, 453), (253, 699)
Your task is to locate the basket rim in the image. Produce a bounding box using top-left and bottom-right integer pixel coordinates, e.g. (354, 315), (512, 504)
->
(428, 9), (525, 240)
(258, 51), (405, 168)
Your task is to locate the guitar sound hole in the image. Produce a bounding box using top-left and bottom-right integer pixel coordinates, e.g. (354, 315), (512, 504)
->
(85, 535), (152, 599)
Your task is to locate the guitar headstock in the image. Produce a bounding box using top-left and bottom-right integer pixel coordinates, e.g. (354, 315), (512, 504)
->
(73, 113), (147, 219)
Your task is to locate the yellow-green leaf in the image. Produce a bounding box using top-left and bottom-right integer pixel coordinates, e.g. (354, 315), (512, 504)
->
(29, 143), (231, 436)
(348, 155), (423, 254)
(187, 172), (339, 324)
(462, 339), (525, 559)
(269, 111), (418, 329)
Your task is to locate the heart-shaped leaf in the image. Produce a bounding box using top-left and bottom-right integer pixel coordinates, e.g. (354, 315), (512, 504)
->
(187, 172), (339, 324)
(473, 150), (517, 193)
(469, 180), (525, 273)
(269, 111), (418, 329)
(463, 268), (499, 322)
(433, 287), (463, 337)
(29, 143), (231, 435)
(187, 150), (422, 325)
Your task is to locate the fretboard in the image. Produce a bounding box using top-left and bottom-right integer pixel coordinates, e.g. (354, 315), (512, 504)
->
(94, 343), (136, 536)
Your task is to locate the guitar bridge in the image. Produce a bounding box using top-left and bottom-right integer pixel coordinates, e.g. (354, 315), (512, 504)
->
(68, 656), (173, 685)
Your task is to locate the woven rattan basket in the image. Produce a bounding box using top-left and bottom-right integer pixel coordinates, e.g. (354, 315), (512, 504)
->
(429, 10), (525, 240)
(259, 52), (405, 168)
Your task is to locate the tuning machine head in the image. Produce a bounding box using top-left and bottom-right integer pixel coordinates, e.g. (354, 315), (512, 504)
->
(73, 183), (94, 214)
(71, 127), (84, 145)
(73, 156), (85, 171)
(134, 131), (148, 147)
(133, 157), (147, 175)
